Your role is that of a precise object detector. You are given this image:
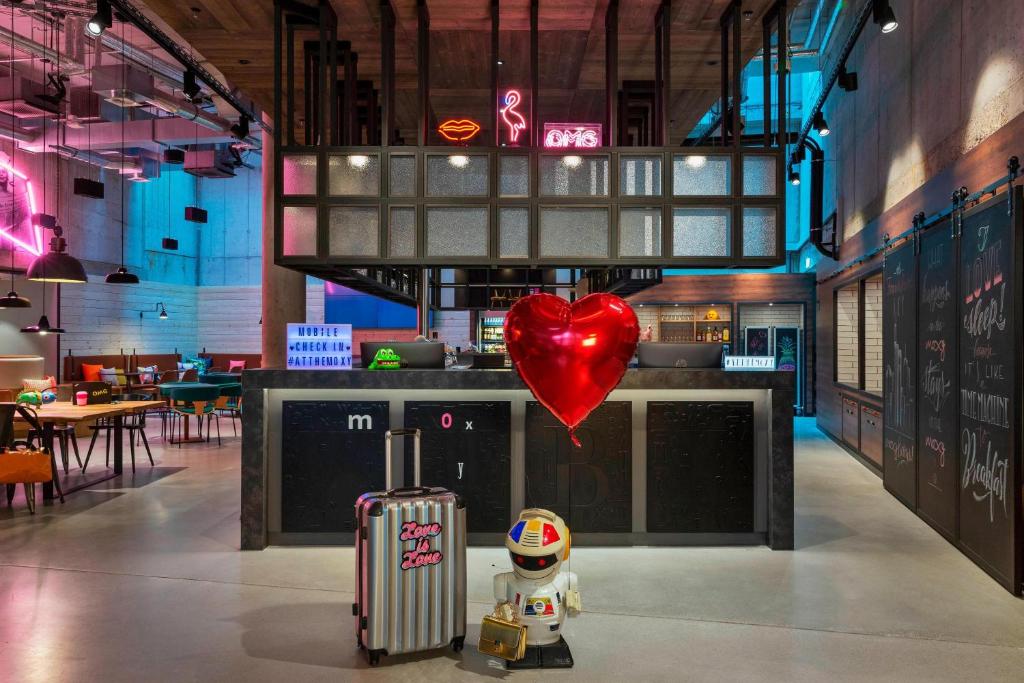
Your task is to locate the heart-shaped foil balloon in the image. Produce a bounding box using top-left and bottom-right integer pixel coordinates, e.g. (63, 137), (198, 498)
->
(505, 293), (639, 446)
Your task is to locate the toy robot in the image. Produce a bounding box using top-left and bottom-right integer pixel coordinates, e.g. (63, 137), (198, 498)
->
(493, 508), (580, 669)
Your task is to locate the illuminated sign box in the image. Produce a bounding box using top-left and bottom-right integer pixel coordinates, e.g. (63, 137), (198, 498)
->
(286, 323), (353, 369)
(724, 356), (776, 371)
(543, 123), (602, 149)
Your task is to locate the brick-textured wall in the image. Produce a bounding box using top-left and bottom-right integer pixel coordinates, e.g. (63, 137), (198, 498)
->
(835, 285), (859, 386)
(633, 306), (661, 340)
(197, 282), (325, 355)
(59, 277), (199, 357)
(431, 310), (471, 350)
(862, 276), (882, 393)
(738, 304), (803, 330)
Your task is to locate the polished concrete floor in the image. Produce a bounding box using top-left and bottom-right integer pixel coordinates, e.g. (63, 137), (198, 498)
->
(1, 418), (1023, 682)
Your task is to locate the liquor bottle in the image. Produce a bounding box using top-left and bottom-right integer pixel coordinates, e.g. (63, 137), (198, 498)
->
(712, 327), (719, 342)
(696, 328), (704, 342)
(722, 326), (730, 342)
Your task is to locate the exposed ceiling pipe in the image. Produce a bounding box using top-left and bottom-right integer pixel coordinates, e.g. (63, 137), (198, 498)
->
(0, 120), (39, 144)
(145, 91), (261, 148)
(0, 24), (87, 75)
(50, 144), (143, 174)
(97, 32), (185, 92)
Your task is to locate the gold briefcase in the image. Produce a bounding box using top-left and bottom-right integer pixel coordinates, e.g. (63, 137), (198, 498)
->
(478, 602), (528, 661)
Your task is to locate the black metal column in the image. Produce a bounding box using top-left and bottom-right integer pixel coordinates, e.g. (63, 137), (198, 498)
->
(381, 1), (395, 145)
(491, 0), (499, 146)
(530, 0), (539, 147)
(418, 0), (430, 146)
(605, 1), (618, 147)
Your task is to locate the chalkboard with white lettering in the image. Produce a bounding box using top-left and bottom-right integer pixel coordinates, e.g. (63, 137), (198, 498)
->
(403, 401), (511, 533)
(957, 193), (1020, 592)
(281, 400), (389, 534)
(883, 242), (918, 507)
(916, 221), (958, 538)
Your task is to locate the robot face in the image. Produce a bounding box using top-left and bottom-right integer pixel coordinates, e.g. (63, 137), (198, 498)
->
(505, 509), (570, 578)
(509, 550), (559, 572)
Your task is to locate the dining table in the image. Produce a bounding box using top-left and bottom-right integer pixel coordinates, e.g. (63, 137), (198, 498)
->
(14, 399), (166, 500)
(157, 382), (225, 444)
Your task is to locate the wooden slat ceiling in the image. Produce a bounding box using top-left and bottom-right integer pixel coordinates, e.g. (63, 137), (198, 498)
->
(139, 0), (779, 143)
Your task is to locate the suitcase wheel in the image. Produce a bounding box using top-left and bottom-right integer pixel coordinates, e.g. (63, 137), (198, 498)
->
(368, 650), (382, 666)
(451, 635), (465, 652)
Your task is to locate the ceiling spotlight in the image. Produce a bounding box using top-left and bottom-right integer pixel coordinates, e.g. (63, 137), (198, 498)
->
(812, 111), (830, 136)
(86, 0), (112, 37)
(448, 154), (470, 168)
(497, 59), (504, 66)
(788, 166), (801, 186)
(230, 114), (251, 140)
(348, 154), (370, 169)
(562, 155), (583, 168)
(838, 65), (859, 92)
(183, 69), (202, 101)
(873, 0), (898, 33)
(684, 155), (707, 169)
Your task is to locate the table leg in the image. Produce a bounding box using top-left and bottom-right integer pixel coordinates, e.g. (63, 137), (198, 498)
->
(42, 422), (57, 500)
(113, 414), (124, 475)
(183, 414), (191, 440)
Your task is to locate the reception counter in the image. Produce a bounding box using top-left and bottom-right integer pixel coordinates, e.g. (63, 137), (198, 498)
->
(240, 368), (794, 550)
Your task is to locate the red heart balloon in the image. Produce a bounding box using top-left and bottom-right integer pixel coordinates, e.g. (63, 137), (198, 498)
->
(505, 293), (639, 445)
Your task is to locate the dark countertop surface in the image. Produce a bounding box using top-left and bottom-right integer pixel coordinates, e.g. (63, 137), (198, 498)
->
(242, 368), (794, 391)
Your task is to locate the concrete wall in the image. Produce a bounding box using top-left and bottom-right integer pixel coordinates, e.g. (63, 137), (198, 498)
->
(197, 282), (324, 356)
(821, 0), (1024, 241)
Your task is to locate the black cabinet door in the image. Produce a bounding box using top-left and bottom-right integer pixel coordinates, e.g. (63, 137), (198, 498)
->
(281, 401), (389, 533)
(647, 401), (755, 533)
(404, 401), (512, 533)
(883, 242), (918, 507)
(524, 401), (632, 533)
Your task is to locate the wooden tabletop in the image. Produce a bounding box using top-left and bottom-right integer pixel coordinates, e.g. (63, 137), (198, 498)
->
(13, 400), (166, 424)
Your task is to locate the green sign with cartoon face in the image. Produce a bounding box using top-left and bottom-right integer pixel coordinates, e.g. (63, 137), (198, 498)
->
(368, 347), (402, 370)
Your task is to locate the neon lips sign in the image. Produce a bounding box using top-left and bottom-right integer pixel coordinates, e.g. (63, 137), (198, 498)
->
(0, 160), (42, 256)
(438, 119), (481, 142)
(543, 123), (602, 149)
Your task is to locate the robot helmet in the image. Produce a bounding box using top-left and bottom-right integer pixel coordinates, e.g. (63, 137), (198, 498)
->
(505, 508), (570, 579)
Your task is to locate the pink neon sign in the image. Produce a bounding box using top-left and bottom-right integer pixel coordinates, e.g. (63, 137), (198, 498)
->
(0, 160), (42, 256)
(543, 123), (603, 149)
(500, 90), (527, 145)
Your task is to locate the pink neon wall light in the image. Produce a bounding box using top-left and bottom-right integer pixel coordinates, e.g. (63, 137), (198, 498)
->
(500, 90), (527, 145)
(0, 160), (42, 256)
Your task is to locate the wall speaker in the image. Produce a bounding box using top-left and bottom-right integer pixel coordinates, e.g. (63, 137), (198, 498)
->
(163, 148), (185, 164)
(184, 206), (208, 224)
(73, 178), (105, 199)
(162, 237), (179, 250)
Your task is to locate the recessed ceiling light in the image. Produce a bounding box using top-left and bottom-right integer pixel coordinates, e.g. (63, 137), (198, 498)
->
(685, 155), (707, 169)
(562, 155), (583, 168)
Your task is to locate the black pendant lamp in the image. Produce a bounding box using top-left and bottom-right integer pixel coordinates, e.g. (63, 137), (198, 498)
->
(105, 45), (138, 285)
(0, 287), (31, 308)
(21, 313), (64, 335)
(27, 225), (87, 283)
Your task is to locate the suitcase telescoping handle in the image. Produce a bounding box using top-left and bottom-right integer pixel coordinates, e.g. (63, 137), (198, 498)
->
(384, 428), (421, 490)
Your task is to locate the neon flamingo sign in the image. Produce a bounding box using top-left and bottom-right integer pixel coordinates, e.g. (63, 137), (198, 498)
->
(500, 90), (527, 145)
(543, 123), (603, 149)
(0, 160), (42, 256)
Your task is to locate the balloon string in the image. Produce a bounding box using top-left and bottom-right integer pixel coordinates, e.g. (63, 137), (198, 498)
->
(569, 427), (582, 449)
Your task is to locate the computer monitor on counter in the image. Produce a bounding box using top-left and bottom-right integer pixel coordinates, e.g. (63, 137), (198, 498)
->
(637, 342), (723, 369)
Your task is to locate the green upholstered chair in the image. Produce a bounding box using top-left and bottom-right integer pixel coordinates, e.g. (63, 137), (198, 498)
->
(214, 383), (243, 436)
(168, 384), (222, 446)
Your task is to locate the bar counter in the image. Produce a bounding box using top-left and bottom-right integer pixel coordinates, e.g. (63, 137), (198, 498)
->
(240, 368), (794, 550)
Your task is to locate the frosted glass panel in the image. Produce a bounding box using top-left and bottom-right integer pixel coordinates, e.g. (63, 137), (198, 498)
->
(673, 155), (730, 196)
(328, 206), (379, 256)
(619, 208), (662, 257)
(672, 208), (730, 257)
(499, 207), (529, 258)
(539, 208), (608, 257)
(282, 155), (316, 195)
(328, 154), (380, 196)
(426, 207), (488, 256)
(619, 156), (662, 196)
(389, 207), (415, 257)
(743, 207), (777, 257)
(390, 155), (416, 196)
(743, 155), (777, 196)
(539, 155), (609, 196)
(500, 156), (530, 197)
(426, 155), (489, 196)
(282, 206), (317, 256)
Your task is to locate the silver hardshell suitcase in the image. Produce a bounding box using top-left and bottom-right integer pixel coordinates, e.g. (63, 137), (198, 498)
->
(354, 428), (467, 666)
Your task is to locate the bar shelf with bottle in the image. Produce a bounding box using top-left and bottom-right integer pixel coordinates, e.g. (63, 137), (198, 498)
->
(650, 304), (731, 344)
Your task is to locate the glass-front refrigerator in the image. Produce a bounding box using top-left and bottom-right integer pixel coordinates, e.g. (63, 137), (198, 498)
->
(478, 312), (507, 354)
